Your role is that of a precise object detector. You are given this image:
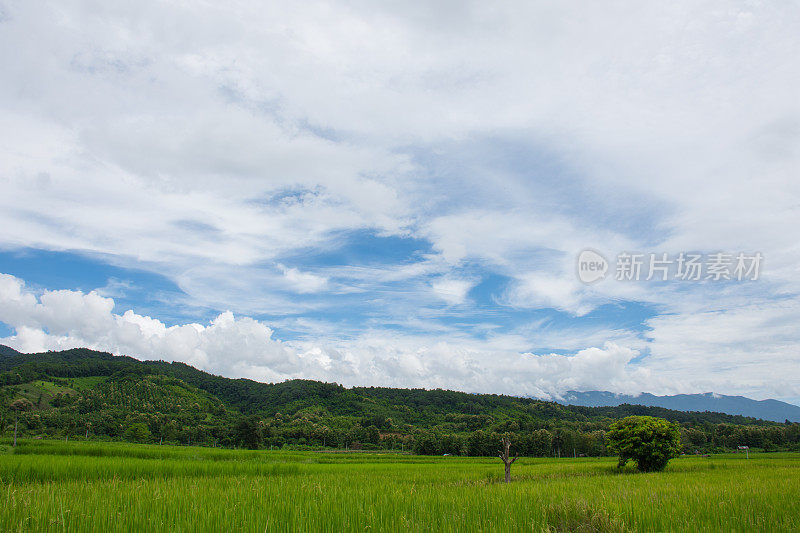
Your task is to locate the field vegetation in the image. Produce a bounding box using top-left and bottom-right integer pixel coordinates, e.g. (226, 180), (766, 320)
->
(1, 440), (798, 532)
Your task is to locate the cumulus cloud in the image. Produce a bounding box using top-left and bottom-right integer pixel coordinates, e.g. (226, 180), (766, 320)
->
(0, 272), (657, 397)
(3, 272), (800, 399)
(0, 273), (297, 374)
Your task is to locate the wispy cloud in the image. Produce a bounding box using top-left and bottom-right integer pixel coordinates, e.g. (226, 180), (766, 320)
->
(0, 1), (798, 399)
(431, 277), (475, 306)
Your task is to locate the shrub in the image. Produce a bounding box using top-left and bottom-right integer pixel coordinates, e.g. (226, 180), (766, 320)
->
(606, 416), (681, 472)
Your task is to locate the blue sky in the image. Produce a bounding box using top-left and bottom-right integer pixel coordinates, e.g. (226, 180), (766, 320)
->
(0, 246), (659, 345)
(0, 1), (798, 403)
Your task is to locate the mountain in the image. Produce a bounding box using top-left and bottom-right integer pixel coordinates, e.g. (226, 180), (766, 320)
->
(559, 391), (800, 423)
(0, 345), (773, 424)
(0, 344), (20, 357)
(2, 345), (799, 454)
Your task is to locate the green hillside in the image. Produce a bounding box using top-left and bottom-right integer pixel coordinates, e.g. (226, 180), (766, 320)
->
(1, 347), (799, 455)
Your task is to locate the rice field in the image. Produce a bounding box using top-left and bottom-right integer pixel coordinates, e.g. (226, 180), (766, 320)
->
(1, 440), (798, 532)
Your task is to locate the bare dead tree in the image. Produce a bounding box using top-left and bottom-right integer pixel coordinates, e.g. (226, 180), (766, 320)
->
(498, 436), (518, 483)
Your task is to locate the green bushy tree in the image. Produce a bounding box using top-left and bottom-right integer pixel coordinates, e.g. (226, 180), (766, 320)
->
(124, 422), (152, 443)
(606, 416), (681, 472)
(235, 415), (263, 449)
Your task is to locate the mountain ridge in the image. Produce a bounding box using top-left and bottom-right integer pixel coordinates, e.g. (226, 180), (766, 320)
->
(559, 390), (800, 423)
(0, 344), (21, 357)
(2, 343), (795, 423)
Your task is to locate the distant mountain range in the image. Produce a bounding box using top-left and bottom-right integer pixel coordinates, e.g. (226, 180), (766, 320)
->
(558, 391), (800, 423)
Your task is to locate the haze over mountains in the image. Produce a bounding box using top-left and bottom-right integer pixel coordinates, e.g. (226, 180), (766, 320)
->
(559, 391), (800, 423)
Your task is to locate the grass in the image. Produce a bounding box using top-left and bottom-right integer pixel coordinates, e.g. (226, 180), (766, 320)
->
(1, 440), (798, 532)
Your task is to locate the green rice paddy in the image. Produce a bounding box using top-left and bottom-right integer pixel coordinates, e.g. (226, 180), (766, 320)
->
(1, 440), (797, 532)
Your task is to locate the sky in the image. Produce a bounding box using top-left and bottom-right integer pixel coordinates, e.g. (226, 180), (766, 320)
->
(1, 1), (799, 403)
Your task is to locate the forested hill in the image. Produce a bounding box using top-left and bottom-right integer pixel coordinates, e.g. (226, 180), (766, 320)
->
(0, 346), (770, 425)
(0, 344), (20, 357)
(1, 346), (799, 455)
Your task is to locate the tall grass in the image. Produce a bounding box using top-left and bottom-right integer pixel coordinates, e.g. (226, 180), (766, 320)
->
(1, 440), (798, 532)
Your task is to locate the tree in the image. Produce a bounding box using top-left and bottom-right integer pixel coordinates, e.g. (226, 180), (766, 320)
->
(606, 416), (681, 472)
(498, 436), (517, 483)
(10, 398), (34, 447)
(412, 431), (438, 455)
(234, 415), (263, 449)
(124, 422), (152, 443)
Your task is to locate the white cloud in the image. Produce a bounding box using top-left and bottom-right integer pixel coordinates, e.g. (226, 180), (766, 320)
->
(2, 2), (797, 293)
(642, 301), (800, 398)
(430, 277), (474, 305)
(3, 272), (798, 400)
(502, 272), (593, 316)
(0, 1), (798, 399)
(0, 273), (296, 374)
(279, 265), (328, 293)
(0, 272), (653, 397)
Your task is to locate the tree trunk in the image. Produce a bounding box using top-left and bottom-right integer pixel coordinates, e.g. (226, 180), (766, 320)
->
(13, 417), (18, 447)
(498, 437), (517, 483)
